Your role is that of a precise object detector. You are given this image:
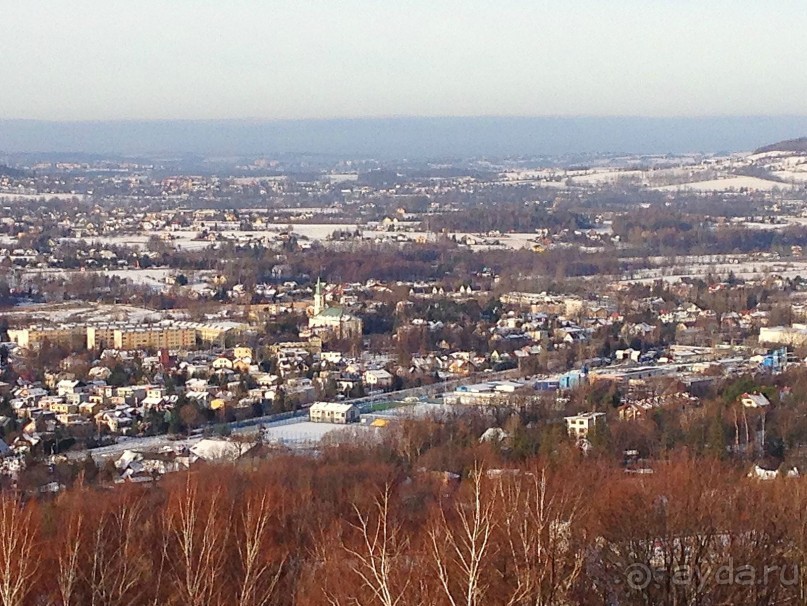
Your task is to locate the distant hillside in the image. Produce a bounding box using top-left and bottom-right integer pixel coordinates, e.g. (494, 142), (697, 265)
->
(755, 137), (807, 154)
(4, 116), (807, 158)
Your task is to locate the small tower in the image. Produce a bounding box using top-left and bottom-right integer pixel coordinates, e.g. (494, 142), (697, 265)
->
(313, 277), (326, 316)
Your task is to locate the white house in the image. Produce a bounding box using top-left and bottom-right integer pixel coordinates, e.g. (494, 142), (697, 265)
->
(56, 380), (82, 397)
(564, 412), (606, 438)
(309, 402), (359, 424)
(363, 369), (393, 389)
(212, 357), (233, 370)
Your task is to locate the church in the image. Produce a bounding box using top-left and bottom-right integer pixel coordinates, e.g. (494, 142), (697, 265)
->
(308, 278), (363, 340)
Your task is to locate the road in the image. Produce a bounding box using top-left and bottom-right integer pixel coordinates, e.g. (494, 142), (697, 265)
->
(70, 367), (524, 463)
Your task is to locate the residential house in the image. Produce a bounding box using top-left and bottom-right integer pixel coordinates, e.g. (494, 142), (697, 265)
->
(363, 369), (393, 390)
(564, 412), (606, 438)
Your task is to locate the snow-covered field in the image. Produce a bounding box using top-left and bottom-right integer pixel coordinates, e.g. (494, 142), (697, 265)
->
(623, 259), (807, 283)
(76, 418), (375, 463)
(654, 176), (794, 192)
(499, 151), (807, 193)
(101, 268), (176, 289)
(291, 224), (365, 240)
(21, 267), (181, 290)
(59, 234), (213, 251)
(399, 230), (540, 250)
(746, 150), (807, 184)
(160, 225), (541, 251)
(1, 301), (164, 324)
(65, 225), (369, 250)
(568, 170), (645, 185)
(773, 171), (807, 183)
(7, 223), (555, 253)
(261, 420), (373, 445)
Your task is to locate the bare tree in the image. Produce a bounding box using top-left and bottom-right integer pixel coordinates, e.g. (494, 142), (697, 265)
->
(0, 495), (38, 606)
(429, 465), (496, 606)
(84, 493), (149, 606)
(56, 512), (82, 606)
(236, 491), (285, 606)
(165, 476), (230, 606)
(339, 484), (411, 606)
(495, 469), (586, 606)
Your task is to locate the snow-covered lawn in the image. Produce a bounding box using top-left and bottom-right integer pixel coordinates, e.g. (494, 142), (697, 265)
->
(101, 268), (175, 289)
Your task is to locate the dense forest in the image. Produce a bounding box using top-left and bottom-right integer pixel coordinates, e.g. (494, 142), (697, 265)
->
(0, 165), (26, 178)
(0, 433), (804, 606)
(755, 137), (807, 154)
(611, 208), (807, 256)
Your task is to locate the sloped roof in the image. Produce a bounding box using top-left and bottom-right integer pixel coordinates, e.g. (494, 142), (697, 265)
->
(318, 307), (345, 318)
(365, 369), (393, 379)
(310, 402), (356, 413)
(741, 392), (770, 408)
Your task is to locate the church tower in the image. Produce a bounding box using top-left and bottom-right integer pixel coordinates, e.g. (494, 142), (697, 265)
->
(313, 277), (326, 316)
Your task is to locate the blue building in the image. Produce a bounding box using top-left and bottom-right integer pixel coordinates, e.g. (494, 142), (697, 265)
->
(761, 347), (787, 373)
(559, 369), (587, 391)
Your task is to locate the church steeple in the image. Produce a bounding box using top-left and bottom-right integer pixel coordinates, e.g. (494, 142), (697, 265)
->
(313, 277), (326, 316)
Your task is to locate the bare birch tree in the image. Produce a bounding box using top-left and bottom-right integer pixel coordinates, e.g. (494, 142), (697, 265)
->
(0, 495), (38, 606)
(338, 484), (411, 606)
(165, 475), (229, 606)
(495, 469), (586, 606)
(429, 465), (496, 606)
(236, 491), (285, 606)
(84, 494), (149, 606)
(56, 511), (82, 606)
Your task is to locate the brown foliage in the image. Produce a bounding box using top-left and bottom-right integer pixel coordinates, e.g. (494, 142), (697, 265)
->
(2, 445), (807, 605)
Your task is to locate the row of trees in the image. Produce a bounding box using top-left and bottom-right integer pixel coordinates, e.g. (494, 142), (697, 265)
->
(423, 203), (590, 234)
(612, 208), (807, 257)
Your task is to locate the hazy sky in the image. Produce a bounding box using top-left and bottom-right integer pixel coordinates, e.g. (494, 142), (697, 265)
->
(2, 1), (806, 121)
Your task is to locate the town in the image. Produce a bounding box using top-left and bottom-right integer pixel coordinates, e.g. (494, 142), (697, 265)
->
(6, 0), (807, 602)
(2, 142), (807, 604)
(0, 141), (806, 486)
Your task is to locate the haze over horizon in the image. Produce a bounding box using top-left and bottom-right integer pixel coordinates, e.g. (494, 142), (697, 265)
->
(2, 116), (807, 158)
(2, 1), (807, 157)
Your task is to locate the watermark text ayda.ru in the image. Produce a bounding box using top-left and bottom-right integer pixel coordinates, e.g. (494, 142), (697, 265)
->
(624, 560), (799, 591)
